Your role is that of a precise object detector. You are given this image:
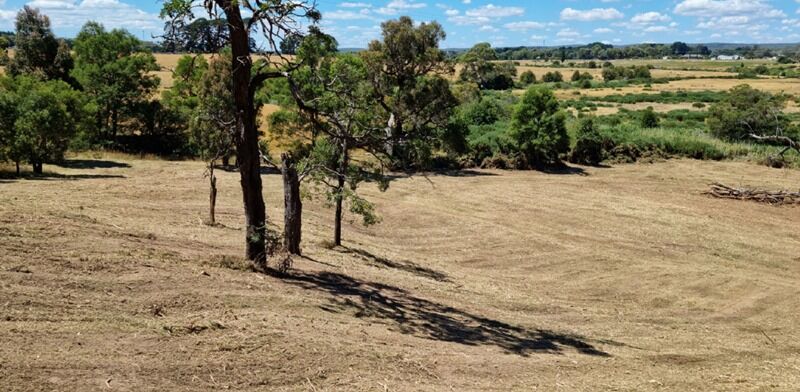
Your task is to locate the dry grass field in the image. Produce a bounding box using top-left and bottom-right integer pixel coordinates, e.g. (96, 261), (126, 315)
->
(2, 155), (800, 391)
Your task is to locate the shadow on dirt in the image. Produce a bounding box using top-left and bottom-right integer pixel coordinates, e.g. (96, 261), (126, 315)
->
(55, 159), (132, 169)
(342, 247), (450, 283)
(284, 269), (613, 357)
(0, 172), (125, 181)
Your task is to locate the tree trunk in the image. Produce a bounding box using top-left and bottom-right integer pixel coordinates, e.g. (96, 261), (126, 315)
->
(15, 160), (20, 176)
(32, 161), (42, 174)
(282, 153), (302, 255)
(219, 0), (268, 266)
(208, 162), (217, 226)
(222, 154), (230, 167)
(334, 140), (348, 247)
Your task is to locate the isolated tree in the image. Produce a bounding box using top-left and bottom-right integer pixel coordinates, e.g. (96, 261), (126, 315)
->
(72, 22), (160, 142)
(569, 117), (604, 166)
(510, 86), (569, 166)
(0, 76), (83, 174)
(361, 17), (457, 166)
(519, 70), (536, 85)
(161, 0), (321, 265)
(640, 108), (660, 128)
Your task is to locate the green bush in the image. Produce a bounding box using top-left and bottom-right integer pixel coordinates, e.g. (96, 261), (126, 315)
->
(569, 117), (604, 165)
(707, 84), (787, 141)
(510, 85), (569, 165)
(640, 108), (659, 128)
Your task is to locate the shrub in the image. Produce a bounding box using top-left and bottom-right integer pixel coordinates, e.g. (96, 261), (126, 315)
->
(569, 117), (604, 165)
(510, 86), (569, 166)
(707, 84), (787, 141)
(542, 71), (563, 83)
(519, 70), (535, 85)
(640, 108), (660, 128)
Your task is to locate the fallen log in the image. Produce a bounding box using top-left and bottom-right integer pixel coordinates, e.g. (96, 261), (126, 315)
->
(705, 182), (800, 206)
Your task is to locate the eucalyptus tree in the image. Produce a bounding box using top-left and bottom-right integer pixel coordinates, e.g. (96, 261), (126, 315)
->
(160, 0), (321, 266)
(7, 7), (74, 84)
(361, 16), (457, 167)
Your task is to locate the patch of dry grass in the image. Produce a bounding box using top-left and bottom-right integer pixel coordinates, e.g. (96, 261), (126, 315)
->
(1, 158), (799, 391)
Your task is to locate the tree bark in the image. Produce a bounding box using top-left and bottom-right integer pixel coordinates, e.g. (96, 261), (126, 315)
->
(334, 139), (348, 246)
(218, 0), (267, 266)
(208, 162), (217, 226)
(281, 152), (302, 255)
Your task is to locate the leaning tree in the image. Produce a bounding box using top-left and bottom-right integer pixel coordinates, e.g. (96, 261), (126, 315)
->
(160, 0), (320, 267)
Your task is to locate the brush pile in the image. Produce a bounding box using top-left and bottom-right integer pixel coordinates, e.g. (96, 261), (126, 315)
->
(706, 182), (800, 205)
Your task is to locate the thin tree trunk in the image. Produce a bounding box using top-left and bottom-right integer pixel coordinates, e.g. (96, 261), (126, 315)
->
(32, 161), (42, 174)
(334, 139), (348, 247)
(15, 160), (20, 176)
(219, 0), (267, 266)
(282, 152), (302, 255)
(222, 154), (230, 167)
(208, 162), (217, 226)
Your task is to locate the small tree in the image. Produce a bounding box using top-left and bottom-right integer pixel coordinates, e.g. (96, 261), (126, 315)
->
(542, 71), (563, 83)
(510, 86), (569, 166)
(640, 108), (660, 128)
(519, 70), (536, 85)
(569, 117), (604, 166)
(0, 76), (84, 174)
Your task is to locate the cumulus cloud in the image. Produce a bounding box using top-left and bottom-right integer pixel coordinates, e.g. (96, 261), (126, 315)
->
(560, 8), (623, 22)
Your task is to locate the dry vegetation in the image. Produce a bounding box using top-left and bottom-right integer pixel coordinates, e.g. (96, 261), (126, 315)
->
(2, 155), (799, 391)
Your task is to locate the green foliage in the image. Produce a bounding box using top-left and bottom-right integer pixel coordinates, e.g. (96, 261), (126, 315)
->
(541, 71), (563, 83)
(71, 22), (160, 143)
(0, 76), (85, 171)
(707, 85), (787, 141)
(569, 117), (604, 165)
(510, 86), (569, 165)
(640, 108), (660, 128)
(459, 43), (517, 90)
(519, 70), (535, 86)
(602, 65), (651, 82)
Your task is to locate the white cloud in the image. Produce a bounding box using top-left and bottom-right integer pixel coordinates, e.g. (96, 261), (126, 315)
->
(448, 4), (523, 25)
(560, 7), (623, 22)
(631, 12), (671, 24)
(674, 0), (785, 19)
(504, 21), (545, 31)
(19, 0), (161, 32)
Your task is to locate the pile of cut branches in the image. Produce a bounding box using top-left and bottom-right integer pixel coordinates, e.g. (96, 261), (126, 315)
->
(706, 182), (800, 205)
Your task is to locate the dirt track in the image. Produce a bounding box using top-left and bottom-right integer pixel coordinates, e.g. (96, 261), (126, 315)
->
(1, 157), (799, 391)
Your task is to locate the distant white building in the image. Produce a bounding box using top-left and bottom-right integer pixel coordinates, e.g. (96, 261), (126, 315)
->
(715, 55), (741, 61)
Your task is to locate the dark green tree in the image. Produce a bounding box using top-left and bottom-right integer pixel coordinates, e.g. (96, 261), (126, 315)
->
(361, 16), (456, 166)
(510, 86), (569, 166)
(708, 85), (787, 141)
(71, 22), (160, 142)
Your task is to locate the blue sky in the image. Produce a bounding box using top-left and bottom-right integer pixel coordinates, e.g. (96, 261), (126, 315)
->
(1, 0), (800, 47)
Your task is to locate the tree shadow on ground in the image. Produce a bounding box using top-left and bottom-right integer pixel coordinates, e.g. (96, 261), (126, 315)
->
(54, 159), (131, 169)
(341, 247), (450, 282)
(283, 270), (614, 357)
(0, 171), (125, 181)
(536, 164), (588, 176)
